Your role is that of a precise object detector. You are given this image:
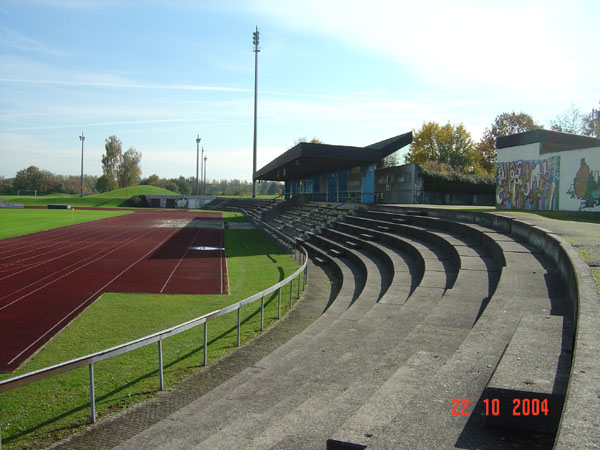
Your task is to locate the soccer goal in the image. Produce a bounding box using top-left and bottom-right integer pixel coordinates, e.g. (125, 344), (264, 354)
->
(17, 190), (37, 196)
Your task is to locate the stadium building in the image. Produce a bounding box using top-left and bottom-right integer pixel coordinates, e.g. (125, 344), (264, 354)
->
(254, 132), (412, 204)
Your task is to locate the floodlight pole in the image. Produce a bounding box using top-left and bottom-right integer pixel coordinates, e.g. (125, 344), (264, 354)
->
(201, 146), (204, 195)
(252, 26), (260, 198)
(196, 135), (201, 196)
(203, 155), (207, 196)
(79, 132), (85, 197)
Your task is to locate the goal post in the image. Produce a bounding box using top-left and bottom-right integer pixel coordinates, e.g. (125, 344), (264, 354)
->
(17, 190), (37, 196)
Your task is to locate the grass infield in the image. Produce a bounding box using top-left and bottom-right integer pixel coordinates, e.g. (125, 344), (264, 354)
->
(0, 222), (301, 449)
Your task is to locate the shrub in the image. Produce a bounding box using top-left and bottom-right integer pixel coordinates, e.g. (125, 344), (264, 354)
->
(422, 169), (495, 194)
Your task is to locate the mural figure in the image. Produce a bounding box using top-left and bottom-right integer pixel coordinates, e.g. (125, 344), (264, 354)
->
(566, 158), (600, 210)
(496, 156), (560, 210)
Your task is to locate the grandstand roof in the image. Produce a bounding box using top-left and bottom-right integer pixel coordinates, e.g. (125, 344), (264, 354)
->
(255, 132), (412, 181)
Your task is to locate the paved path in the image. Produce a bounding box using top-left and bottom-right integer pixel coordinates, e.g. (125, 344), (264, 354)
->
(494, 211), (600, 292)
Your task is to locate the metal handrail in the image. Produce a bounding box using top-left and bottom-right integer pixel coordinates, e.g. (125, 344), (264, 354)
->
(0, 242), (308, 445)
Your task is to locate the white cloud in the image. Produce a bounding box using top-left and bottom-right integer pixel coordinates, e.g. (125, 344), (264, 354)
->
(0, 26), (64, 55)
(255, 0), (598, 98)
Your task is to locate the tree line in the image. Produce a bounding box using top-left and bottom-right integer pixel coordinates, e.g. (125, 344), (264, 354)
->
(396, 102), (599, 175)
(2, 103), (596, 196)
(140, 174), (281, 197)
(0, 133), (282, 196)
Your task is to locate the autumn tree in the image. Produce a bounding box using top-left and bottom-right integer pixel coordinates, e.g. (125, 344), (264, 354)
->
(475, 112), (542, 173)
(582, 107), (600, 137)
(118, 148), (142, 188)
(14, 166), (48, 193)
(101, 135), (122, 191)
(404, 122), (477, 172)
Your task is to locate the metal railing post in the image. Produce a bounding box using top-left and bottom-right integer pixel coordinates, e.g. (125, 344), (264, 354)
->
(289, 278), (293, 307)
(297, 273), (301, 297)
(237, 306), (241, 347)
(304, 265), (308, 289)
(277, 287), (281, 319)
(203, 322), (208, 366)
(260, 294), (264, 331)
(89, 363), (96, 424)
(158, 340), (164, 391)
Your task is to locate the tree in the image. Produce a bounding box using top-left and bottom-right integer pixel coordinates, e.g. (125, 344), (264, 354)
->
(476, 112), (542, 173)
(118, 147), (142, 187)
(583, 105), (600, 138)
(14, 166), (48, 193)
(404, 122), (477, 172)
(551, 102), (599, 138)
(101, 135), (122, 191)
(582, 104), (600, 137)
(550, 104), (585, 134)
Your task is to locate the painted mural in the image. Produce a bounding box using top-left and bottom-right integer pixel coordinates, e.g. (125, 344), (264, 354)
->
(566, 157), (600, 211)
(496, 156), (560, 210)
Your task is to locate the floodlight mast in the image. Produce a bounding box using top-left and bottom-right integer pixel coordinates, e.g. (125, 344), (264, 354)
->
(203, 154), (207, 196)
(196, 135), (201, 195)
(252, 26), (260, 198)
(79, 132), (85, 197)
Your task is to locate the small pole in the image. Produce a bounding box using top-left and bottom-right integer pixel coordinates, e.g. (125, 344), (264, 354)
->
(304, 265), (308, 289)
(89, 363), (96, 424)
(277, 287), (281, 319)
(237, 307), (241, 346)
(203, 322), (208, 366)
(158, 340), (164, 391)
(79, 132), (85, 197)
(289, 279), (293, 307)
(260, 294), (264, 331)
(297, 273), (301, 297)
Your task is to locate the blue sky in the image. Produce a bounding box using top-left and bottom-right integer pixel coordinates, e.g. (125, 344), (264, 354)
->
(1, 0), (598, 181)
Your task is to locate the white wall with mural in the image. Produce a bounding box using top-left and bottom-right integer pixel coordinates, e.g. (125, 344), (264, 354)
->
(560, 147), (600, 211)
(497, 145), (600, 212)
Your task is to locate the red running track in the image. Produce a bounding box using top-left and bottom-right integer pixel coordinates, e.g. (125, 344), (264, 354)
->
(0, 210), (227, 372)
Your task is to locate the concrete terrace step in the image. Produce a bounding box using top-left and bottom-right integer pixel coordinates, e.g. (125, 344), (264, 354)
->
(97, 206), (578, 450)
(483, 314), (573, 433)
(310, 233), (390, 307)
(323, 227), (419, 304)
(334, 220), (458, 291)
(329, 246), (501, 447)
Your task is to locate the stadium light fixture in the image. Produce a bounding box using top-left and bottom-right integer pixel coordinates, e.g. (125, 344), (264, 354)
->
(203, 154), (208, 196)
(196, 135), (201, 196)
(252, 26), (260, 198)
(79, 132), (85, 197)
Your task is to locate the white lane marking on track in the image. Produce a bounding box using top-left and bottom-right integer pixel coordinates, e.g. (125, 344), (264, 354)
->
(0, 227), (141, 303)
(159, 227), (203, 293)
(0, 224), (163, 311)
(0, 227), (130, 280)
(7, 224), (182, 366)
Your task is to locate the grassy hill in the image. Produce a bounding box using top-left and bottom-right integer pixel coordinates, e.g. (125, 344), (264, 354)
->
(0, 185), (179, 208)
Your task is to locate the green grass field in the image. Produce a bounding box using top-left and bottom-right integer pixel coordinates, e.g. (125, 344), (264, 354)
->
(0, 208), (131, 239)
(0, 185), (178, 208)
(0, 222), (301, 449)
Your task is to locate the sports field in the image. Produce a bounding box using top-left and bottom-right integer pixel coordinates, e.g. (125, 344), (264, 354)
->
(0, 209), (227, 372)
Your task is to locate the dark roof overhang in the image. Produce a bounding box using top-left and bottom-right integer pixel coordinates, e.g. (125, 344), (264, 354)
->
(255, 132), (412, 182)
(496, 129), (600, 154)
